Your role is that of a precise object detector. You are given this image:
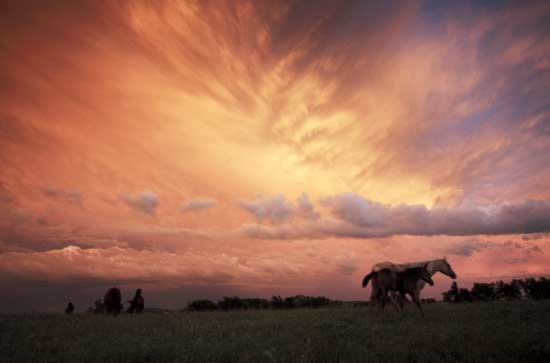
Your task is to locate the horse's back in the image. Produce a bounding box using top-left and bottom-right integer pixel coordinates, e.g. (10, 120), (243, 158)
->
(372, 261), (409, 272)
(373, 268), (398, 290)
(372, 261), (397, 272)
(372, 260), (430, 273)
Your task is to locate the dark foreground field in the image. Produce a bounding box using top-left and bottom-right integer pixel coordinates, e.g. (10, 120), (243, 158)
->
(2, 301), (550, 363)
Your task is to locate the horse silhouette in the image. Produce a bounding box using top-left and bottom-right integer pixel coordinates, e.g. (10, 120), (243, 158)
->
(363, 258), (457, 310)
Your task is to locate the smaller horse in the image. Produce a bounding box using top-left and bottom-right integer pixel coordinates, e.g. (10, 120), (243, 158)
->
(374, 266), (434, 316)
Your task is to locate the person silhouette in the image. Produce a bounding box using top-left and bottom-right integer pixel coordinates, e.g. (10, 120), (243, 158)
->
(65, 302), (74, 315)
(127, 289), (144, 314)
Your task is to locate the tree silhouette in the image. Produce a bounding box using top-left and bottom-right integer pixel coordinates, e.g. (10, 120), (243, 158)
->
(442, 276), (550, 303)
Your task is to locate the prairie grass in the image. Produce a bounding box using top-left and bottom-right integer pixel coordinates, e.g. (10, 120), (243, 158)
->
(1, 300), (550, 363)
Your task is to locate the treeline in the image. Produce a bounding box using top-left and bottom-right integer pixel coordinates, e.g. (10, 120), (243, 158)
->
(185, 295), (339, 311)
(442, 277), (550, 302)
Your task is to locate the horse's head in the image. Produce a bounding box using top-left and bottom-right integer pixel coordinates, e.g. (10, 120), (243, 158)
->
(420, 265), (434, 286)
(439, 258), (457, 279)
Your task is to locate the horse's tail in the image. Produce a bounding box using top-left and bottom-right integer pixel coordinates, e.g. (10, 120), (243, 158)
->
(362, 272), (374, 288)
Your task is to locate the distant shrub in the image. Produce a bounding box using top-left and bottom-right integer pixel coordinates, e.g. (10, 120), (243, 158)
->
(270, 295), (333, 309)
(185, 295), (337, 311)
(518, 277), (550, 300)
(243, 298), (270, 310)
(271, 295), (286, 309)
(216, 296), (271, 310)
(495, 280), (521, 300)
(442, 276), (550, 303)
(217, 296), (245, 310)
(92, 299), (105, 314)
(186, 299), (218, 311)
(443, 282), (472, 302)
(471, 283), (496, 301)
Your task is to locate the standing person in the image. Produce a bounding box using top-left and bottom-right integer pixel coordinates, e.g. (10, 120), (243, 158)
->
(65, 302), (74, 315)
(127, 289), (144, 314)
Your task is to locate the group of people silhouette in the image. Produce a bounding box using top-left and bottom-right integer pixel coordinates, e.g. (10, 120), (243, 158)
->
(65, 288), (144, 315)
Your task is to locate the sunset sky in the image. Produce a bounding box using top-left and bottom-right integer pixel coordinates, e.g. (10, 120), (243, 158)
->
(1, 0), (549, 312)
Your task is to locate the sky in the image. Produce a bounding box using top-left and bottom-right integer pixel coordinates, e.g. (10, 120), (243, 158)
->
(0, 0), (549, 313)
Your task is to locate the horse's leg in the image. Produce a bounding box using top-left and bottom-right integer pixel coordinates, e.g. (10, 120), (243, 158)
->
(372, 278), (386, 313)
(378, 290), (386, 311)
(397, 292), (406, 310)
(388, 291), (400, 312)
(380, 292), (387, 312)
(370, 283), (378, 313)
(411, 291), (424, 317)
(378, 290), (387, 312)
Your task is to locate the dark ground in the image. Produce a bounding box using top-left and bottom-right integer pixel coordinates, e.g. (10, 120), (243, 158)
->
(1, 300), (550, 363)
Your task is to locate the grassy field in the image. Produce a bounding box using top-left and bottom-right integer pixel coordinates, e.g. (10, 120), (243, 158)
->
(1, 300), (550, 363)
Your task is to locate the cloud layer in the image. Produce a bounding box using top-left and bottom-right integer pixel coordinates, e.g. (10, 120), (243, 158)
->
(240, 194), (550, 239)
(444, 239), (543, 258)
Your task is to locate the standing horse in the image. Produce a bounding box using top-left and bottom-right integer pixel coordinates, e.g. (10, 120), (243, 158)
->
(373, 266), (434, 315)
(362, 258), (457, 309)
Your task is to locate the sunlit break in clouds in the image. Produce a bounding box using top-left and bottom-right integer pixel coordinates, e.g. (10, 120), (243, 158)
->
(0, 0), (549, 312)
